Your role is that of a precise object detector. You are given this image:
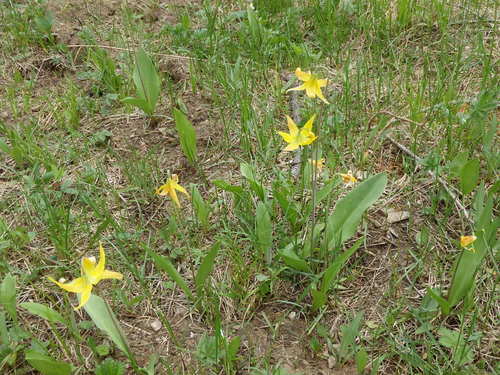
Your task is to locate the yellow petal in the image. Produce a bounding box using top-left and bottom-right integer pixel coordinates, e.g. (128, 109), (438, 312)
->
(94, 243), (106, 278)
(174, 183), (189, 197)
(156, 183), (170, 195)
(283, 142), (300, 151)
(101, 270), (124, 280)
(317, 79), (328, 87)
(460, 235), (477, 248)
(277, 131), (293, 143)
(295, 67), (311, 81)
(316, 88), (329, 104)
(82, 257), (99, 283)
(75, 284), (92, 310)
(285, 115), (299, 136)
(340, 173), (357, 183)
(303, 114), (316, 132)
(286, 83), (307, 93)
(48, 276), (88, 293)
(169, 188), (180, 207)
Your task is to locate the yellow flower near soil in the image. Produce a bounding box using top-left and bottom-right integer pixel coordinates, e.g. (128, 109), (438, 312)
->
(460, 235), (477, 252)
(340, 172), (357, 184)
(287, 67), (329, 104)
(48, 243), (123, 310)
(278, 115), (317, 151)
(308, 158), (326, 172)
(156, 174), (189, 207)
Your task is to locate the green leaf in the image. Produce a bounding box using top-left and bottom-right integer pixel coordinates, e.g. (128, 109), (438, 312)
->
(212, 180), (245, 196)
(325, 173), (387, 247)
(255, 202), (273, 264)
(121, 97), (149, 113)
(227, 336), (241, 363)
(191, 185), (210, 228)
(311, 289), (327, 311)
(195, 242), (221, 296)
(95, 358), (126, 375)
(130, 49), (160, 116)
(20, 302), (67, 326)
(240, 162), (265, 201)
(278, 243), (311, 273)
(0, 274), (17, 322)
(339, 311), (364, 361)
(147, 247), (193, 300)
(82, 294), (131, 357)
(459, 158), (479, 195)
(173, 108), (198, 165)
(321, 238), (363, 295)
(437, 328), (474, 366)
(426, 288), (450, 315)
(355, 347), (369, 374)
(25, 349), (72, 375)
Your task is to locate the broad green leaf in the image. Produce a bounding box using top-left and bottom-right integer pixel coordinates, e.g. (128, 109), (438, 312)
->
(459, 158), (479, 195)
(240, 162), (265, 201)
(339, 311), (363, 361)
(312, 238), (363, 311)
(325, 173), (387, 247)
(302, 222), (325, 258)
(212, 180), (245, 196)
(195, 242), (221, 296)
(147, 247), (193, 300)
(83, 294), (131, 357)
(273, 183), (301, 228)
(426, 288), (450, 315)
(95, 358), (126, 375)
(320, 238), (363, 295)
(315, 178), (341, 206)
(311, 289), (327, 311)
(20, 302), (67, 326)
(255, 202), (273, 264)
(0, 274), (17, 322)
(131, 49), (160, 115)
(121, 97), (149, 113)
(355, 348), (369, 374)
(227, 336), (241, 362)
(447, 151), (468, 177)
(25, 349), (72, 375)
(191, 185), (210, 228)
(278, 243), (311, 273)
(437, 328), (474, 366)
(173, 108), (198, 165)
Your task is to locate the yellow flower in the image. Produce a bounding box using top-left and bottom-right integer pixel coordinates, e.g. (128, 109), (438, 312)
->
(460, 235), (477, 252)
(339, 172), (357, 184)
(156, 174), (189, 207)
(278, 115), (317, 151)
(308, 158), (325, 172)
(287, 68), (329, 104)
(48, 243), (123, 310)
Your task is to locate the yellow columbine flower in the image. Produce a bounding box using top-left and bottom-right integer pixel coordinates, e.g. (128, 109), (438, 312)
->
(156, 174), (189, 207)
(287, 67), (329, 104)
(308, 158), (325, 172)
(48, 243), (123, 310)
(339, 172), (357, 184)
(460, 235), (477, 252)
(278, 115), (317, 151)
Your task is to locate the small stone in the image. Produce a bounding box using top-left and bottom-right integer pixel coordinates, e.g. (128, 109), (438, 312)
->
(387, 208), (410, 223)
(288, 311), (297, 320)
(150, 319), (162, 332)
(328, 355), (336, 369)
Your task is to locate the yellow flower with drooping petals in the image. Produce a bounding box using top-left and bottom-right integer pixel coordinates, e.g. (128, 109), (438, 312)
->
(339, 172), (357, 184)
(308, 158), (326, 172)
(156, 174), (189, 207)
(48, 243), (123, 310)
(287, 68), (329, 104)
(278, 115), (317, 152)
(460, 235), (477, 252)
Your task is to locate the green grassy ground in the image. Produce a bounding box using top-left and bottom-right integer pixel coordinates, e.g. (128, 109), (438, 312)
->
(0, 0), (498, 374)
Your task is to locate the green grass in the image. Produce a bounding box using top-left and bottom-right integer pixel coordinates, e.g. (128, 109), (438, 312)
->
(0, 0), (498, 374)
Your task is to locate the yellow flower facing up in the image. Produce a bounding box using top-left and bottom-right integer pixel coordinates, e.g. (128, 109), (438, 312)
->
(287, 67), (329, 104)
(339, 172), (358, 184)
(460, 235), (477, 252)
(308, 158), (326, 173)
(48, 243), (123, 310)
(156, 174), (189, 207)
(278, 115), (317, 152)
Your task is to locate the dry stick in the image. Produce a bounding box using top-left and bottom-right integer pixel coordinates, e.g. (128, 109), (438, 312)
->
(377, 112), (473, 224)
(287, 73), (302, 177)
